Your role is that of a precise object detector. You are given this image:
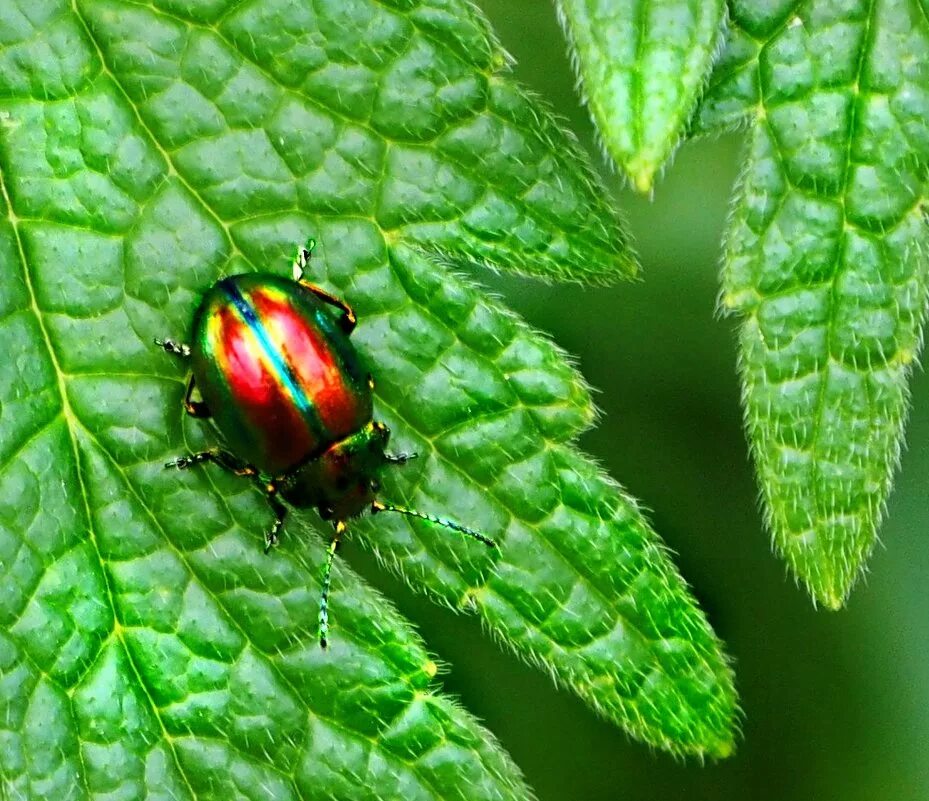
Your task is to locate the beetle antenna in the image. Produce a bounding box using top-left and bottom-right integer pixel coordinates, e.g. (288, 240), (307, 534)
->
(318, 520), (345, 650)
(371, 500), (497, 548)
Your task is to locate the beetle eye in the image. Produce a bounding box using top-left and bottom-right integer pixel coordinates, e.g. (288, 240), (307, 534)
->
(370, 480), (380, 493)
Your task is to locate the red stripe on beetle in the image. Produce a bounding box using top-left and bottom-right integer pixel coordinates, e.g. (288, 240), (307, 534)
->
(214, 304), (318, 472)
(249, 287), (363, 439)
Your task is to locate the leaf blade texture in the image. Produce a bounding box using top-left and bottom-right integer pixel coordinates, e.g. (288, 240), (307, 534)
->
(0, 1), (737, 797)
(557, 0), (726, 191)
(704, 0), (929, 606)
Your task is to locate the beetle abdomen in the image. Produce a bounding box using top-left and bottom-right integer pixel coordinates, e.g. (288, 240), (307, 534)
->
(190, 274), (372, 475)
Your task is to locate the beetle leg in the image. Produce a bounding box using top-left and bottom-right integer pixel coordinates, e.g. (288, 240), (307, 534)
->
(167, 452), (288, 553)
(263, 483), (287, 553)
(299, 281), (357, 335)
(318, 520), (346, 650)
(156, 339), (211, 418)
(290, 239), (357, 335)
(165, 448), (257, 477)
(291, 238), (316, 279)
(386, 452), (418, 466)
(155, 338), (191, 358)
(183, 375), (211, 418)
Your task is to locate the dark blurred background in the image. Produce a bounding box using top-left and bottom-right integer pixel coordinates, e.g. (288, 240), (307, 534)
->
(352, 2), (929, 799)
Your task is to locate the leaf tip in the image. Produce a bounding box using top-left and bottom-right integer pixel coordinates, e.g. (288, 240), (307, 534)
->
(810, 580), (851, 612)
(787, 543), (860, 611)
(719, 291), (739, 311)
(820, 595), (846, 612)
(708, 734), (737, 761)
(628, 160), (658, 195)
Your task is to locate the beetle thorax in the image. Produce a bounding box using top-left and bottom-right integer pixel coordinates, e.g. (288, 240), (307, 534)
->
(280, 421), (390, 520)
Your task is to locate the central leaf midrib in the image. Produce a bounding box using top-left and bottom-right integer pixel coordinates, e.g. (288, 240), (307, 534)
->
(749, 3), (880, 550)
(630, 0), (648, 156)
(803, 0), (878, 542)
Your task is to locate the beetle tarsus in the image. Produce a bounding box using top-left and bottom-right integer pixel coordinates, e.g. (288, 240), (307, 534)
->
(386, 452), (418, 465)
(291, 238), (317, 281)
(263, 527), (279, 554)
(264, 488), (287, 553)
(155, 338), (191, 358)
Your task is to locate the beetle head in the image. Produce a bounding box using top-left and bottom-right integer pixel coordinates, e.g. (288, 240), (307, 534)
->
(281, 422), (389, 520)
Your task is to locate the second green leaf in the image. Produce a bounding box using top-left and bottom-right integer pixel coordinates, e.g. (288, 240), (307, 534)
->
(557, 0), (726, 191)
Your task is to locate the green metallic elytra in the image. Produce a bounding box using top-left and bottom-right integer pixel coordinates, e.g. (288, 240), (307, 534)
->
(156, 239), (497, 649)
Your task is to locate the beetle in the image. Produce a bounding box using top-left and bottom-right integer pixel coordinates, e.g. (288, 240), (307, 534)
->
(157, 239), (496, 648)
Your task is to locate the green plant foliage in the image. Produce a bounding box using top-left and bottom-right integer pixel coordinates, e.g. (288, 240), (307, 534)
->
(556, 0), (726, 192)
(694, 0), (929, 607)
(0, 0), (738, 796)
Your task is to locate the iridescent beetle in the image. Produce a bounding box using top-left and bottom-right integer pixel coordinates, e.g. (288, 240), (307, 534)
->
(157, 240), (496, 647)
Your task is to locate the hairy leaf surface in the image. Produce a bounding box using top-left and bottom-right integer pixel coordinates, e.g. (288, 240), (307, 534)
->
(696, 0), (929, 606)
(0, 1), (737, 797)
(557, 0), (726, 191)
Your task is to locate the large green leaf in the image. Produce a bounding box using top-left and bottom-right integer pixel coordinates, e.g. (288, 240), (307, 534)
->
(695, 0), (929, 606)
(0, 1), (738, 796)
(556, 0), (726, 191)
